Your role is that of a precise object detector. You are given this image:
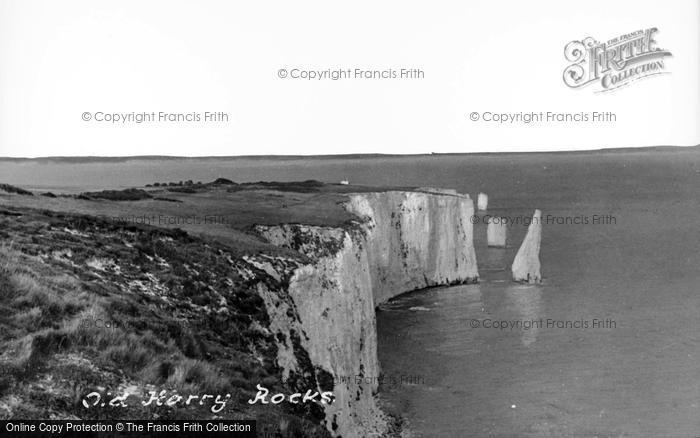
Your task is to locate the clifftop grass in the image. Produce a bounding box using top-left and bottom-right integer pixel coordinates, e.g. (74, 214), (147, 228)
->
(0, 180), (417, 259)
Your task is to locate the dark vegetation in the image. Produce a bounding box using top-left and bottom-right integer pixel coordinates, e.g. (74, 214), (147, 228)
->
(146, 180), (204, 188)
(211, 178), (235, 185)
(79, 188), (153, 201)
(0, 183), (33, 196)
(166, 186), (198, 194)
(146, 178), (325, 194)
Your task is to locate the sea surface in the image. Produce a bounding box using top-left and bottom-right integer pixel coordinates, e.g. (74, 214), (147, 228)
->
(2, 150), (700, 436)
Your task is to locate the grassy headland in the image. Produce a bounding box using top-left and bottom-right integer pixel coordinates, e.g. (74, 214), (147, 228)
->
(0, 179), (407, 435)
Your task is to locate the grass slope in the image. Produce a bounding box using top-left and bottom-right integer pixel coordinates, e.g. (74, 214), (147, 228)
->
(0, 208), (330, 436)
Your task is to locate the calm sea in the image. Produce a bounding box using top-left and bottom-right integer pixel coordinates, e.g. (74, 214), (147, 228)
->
(2, 150), (699, 436)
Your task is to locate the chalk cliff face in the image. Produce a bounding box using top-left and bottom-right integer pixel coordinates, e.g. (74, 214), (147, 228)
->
(255, 190), (479, 437)
(344, 191), (479, 304)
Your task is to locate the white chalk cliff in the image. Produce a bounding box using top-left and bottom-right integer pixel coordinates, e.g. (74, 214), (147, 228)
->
(345, 191), (479, 304)
(255, 190), (479, 437)
(511, 209), (542, 283)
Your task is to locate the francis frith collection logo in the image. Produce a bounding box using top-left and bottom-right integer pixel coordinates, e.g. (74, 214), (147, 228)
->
(563, 27), (672, 92)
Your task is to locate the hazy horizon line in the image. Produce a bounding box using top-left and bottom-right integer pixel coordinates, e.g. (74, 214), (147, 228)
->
(1, 144), (698, 162)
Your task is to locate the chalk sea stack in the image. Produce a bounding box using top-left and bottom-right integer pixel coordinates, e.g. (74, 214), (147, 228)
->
(487, 217), (507, 247)
(477, 192), (488, 211)
(512, 209), (542, 283)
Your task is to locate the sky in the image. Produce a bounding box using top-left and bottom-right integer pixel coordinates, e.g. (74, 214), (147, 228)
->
(0, 0), (698, 157)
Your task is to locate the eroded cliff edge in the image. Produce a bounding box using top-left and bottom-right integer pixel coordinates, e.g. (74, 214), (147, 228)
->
(255, 190), (479, 437)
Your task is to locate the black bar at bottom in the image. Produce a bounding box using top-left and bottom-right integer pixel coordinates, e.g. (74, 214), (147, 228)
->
(0, 420), (256, 437)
